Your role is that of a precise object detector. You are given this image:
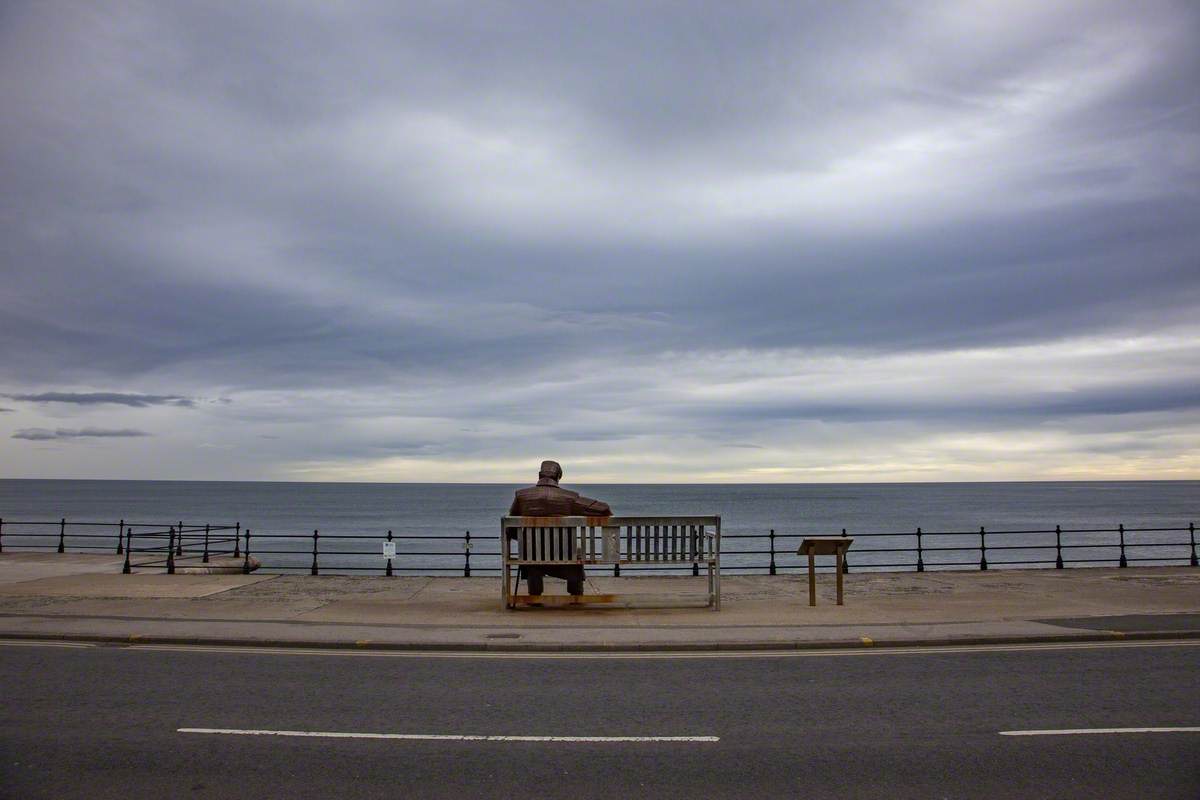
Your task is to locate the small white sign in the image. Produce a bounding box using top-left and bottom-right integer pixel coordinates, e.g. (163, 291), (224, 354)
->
(383, 542), (396, 559)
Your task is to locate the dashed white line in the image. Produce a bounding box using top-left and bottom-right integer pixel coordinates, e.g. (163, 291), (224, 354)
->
(1000, 727), (1200, 736)
(0, 639), (94, 649)
(178, 728), (718, 743)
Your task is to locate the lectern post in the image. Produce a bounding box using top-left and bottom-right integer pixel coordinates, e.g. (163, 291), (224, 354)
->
(798, 537), (855, 606)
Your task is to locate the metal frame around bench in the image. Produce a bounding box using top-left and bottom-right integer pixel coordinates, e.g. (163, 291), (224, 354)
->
(501, 515), (721, 611)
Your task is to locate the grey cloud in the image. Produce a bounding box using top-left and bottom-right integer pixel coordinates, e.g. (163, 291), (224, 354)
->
(12, 427), (152, 441)
(3, 7), (1195, 381)
(6, 392), (195, 408)
(369, 442), (446, 456)
(677, 382), (1200, 427)
(552, 431), (638, 443)
(0, 407), (13, 412)
(0, 2), (1196, 478)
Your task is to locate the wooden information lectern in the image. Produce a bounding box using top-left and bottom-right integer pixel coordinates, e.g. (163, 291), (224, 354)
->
(797, 537), (854, 606)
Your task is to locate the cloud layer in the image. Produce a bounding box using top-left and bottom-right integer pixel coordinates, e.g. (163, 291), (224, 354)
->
(12, 428), (151, 442)
(7, 392), (194, 408)
(1, 2), (1197, 480)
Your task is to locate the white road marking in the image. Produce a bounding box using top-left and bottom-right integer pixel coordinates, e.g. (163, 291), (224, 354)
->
(179, 728), (718, 743)
(0, 638), (94, 649)
(1000, 727), (1200, 736)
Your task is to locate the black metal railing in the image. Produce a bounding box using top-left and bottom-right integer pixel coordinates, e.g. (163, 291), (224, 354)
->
(120, 523), (241, 574)
(0, 518), (240, 573)
(1, 518), (1196, 576)
(234, 530), (478, 576)
(743, 524), (1199, 575)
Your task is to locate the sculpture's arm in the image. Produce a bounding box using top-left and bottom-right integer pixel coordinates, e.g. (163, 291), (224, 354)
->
(506, 496), (522, 540)
(572, 496), (611, 516)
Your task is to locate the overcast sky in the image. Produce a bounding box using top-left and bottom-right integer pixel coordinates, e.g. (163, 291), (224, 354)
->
(2, 1), (1198, 482)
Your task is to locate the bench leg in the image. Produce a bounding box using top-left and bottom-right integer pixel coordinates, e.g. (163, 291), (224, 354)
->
(502, 562), (511, 610)
(836, 552), (844, 605)
(713, 560), (721, 611)
(808, 552), (816, 607)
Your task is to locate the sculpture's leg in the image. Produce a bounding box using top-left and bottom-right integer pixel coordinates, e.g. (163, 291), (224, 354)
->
(567, 565), (585, 596)
(526, 567), (544, 596)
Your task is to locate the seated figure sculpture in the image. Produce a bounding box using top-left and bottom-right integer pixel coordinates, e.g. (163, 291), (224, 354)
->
(508, 460), (612, 596)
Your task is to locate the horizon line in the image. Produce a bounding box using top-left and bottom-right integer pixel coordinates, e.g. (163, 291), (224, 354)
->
(1, 477), (1197, 486)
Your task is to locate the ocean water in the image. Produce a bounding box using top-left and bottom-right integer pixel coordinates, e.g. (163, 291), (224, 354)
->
(0, 479), (1195, 574)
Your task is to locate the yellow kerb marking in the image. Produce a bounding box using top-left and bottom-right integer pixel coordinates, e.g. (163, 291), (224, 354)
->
(861, 636), (874, 647)
(129, 634), (143, 641)
(1110, 631), (1126, 639)
(356, 640), (372, 647)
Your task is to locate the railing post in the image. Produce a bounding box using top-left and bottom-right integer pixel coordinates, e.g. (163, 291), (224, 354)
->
(768, 529), (777, 575)
(613, 562), (620, 577)
(386, 530), (394, 577)
(234, 523), (241, 558)
(841, 528), (849, 573)
(916, 527), (925, 572)
(116, 519), (124, 554)
(122, 528), (132, 573)
(0, 517), (4, 553)
(311, 529), (320, 576)
(464, 530), (472, 577)
(1055, 525), (1064, 569)
(176, 521), (184, 556)
(58, 518), (66, 553)
(1118, 523), (1127, 568)
(1190, 523), (1197, 568)
(242, 529), (251, 574)
(167, 527), (176, 574)
(979, 526), (987, 570)
(202, 524), (210, 563)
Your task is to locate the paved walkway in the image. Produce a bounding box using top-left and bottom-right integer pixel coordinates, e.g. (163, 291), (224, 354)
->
(0, 553), (1197, 651)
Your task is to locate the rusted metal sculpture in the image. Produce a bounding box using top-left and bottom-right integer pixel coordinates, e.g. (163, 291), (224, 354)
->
(508, 460), (611, 596)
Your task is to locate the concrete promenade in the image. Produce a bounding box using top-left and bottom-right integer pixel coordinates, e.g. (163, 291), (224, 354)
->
(0, 552), (1197, 651)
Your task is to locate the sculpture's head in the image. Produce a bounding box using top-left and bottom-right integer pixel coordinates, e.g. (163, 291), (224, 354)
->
(538, 460), (563, 483)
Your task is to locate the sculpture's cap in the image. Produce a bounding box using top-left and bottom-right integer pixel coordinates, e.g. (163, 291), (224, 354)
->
(538, 460), (563, 480)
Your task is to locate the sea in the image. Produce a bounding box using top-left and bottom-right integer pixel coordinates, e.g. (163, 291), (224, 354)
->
(0, 479), (1195, 575)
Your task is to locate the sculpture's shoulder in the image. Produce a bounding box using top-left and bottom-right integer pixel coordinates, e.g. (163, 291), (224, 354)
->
(511, 484), (579, 516)
(515, 484), (579, 500)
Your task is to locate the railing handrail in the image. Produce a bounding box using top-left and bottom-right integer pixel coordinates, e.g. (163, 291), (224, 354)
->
(2, 516), (1196, 576)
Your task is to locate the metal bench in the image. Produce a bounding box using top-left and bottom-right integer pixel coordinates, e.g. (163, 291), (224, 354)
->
(501, 515), (721, 610)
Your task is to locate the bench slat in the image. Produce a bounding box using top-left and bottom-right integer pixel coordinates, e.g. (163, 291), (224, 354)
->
(505, 518), (719, 566)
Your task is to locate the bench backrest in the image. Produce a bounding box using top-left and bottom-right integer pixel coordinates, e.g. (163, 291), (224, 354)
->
(501, 515), (720, 565)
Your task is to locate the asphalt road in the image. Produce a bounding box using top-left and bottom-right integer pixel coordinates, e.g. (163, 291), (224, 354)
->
(1, 640), (1197, 799)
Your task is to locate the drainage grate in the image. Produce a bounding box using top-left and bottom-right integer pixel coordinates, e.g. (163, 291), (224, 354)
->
(485, 633), (521, 639)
